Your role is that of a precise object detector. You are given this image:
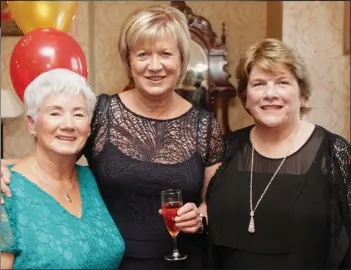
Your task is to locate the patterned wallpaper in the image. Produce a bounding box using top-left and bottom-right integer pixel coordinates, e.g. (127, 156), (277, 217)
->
(283, 1), (350, 140)
(1, 1), (349, 158)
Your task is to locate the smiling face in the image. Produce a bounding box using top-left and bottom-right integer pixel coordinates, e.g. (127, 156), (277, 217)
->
(246, 64), (304, 128)
(129, 34), (182, 97)
(28, 93), (91, 157)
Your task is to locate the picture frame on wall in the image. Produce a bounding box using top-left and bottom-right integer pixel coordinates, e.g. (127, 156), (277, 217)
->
(1, 1), (23, 36)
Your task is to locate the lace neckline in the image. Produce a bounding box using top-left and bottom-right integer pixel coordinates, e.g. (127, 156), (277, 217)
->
(116, 94), (194, 122)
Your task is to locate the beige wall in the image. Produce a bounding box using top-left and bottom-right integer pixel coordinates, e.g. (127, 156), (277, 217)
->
(1, 2), (91, 158)
(1, 1), (266, 158)
(1, 1), (349, 158)
(283, 1), (350, 140)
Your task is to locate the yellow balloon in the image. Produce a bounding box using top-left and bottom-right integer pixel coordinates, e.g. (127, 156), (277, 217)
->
(8, 1), (78, 34)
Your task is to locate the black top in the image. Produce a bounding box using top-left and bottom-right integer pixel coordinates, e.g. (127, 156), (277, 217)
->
(207, 125), (338, 269)
(84, 94), (224, 262)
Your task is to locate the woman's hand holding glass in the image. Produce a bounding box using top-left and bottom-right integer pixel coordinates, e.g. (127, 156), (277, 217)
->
(159, 200), (202, 234)
(174, 202), (202, 233)
(160, 189), (203, 261)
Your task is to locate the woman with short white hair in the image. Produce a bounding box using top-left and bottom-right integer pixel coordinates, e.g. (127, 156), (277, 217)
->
(0, 68), (125, 269)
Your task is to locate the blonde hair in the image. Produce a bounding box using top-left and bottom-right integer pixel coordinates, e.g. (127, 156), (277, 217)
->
(236, 38), (311, 115)
(118, 5), (191, 89)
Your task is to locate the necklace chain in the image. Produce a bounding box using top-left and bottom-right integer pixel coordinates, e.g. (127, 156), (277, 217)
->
(33, 158), (76, 203)
(248, 122), (301, 233)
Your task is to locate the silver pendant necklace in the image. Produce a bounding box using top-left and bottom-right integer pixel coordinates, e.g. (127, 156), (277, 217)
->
(248, 122), (301, 234)
(63, 192), (72, 203)
(38, 175), (75, 203)
(33, 159), (76, 203)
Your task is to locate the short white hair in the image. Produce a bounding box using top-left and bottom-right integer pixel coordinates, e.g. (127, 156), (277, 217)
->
(24, 69), (97, 121)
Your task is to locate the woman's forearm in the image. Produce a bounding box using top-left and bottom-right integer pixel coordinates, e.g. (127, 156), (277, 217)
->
(1, 252), (14, 269)
(198, 202), (208, 219)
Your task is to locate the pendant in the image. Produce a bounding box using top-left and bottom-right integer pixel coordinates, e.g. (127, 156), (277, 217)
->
(248, 211), (255, 233)
(64, 192), (72, 203)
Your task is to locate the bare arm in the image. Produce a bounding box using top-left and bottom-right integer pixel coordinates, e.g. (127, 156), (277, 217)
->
(198, 114), (225, 220)
(198, 162), (222, 220)
(1, 252), (14, 269)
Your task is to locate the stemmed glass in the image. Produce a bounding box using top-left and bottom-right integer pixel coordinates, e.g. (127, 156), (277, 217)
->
(161, 189), (187, 261)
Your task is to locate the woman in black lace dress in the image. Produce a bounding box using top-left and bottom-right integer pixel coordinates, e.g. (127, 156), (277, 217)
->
(206, 38), (351, 269)
(84, 6), (224, 268)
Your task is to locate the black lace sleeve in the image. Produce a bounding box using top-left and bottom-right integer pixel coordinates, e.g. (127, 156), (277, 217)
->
(83, 94), (111, 162)
(329, 133), (351, 268)
(204, 114), (225, 167)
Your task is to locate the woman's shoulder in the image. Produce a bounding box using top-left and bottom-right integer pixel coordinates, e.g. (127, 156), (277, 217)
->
(193, 107), (221, 126)
(225, 125), (253, 144)
(76, 164), (95, 180)
(75, 165), (100, 189)
(315, 125), (350, 152)
(8, 167), (33, 193)
(327, 130), (351, 167)
(94, 93), (117, 112)
(4, 168), (40, 216)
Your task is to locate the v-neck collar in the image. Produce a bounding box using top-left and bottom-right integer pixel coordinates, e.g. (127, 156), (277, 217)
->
(10, 165), (85, 220)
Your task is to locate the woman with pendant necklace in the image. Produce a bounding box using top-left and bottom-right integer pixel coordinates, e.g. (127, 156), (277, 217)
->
(0, 69), (125, 269)
(206, 39), (351, 269)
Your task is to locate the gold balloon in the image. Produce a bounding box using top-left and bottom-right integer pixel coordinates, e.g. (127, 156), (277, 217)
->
(8, 1), (78, 34)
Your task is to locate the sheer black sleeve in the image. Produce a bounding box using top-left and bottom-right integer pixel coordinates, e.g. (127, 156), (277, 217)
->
(83, 94), (111, 163)
(204, 114), (225, 167)
(328, 133), (351, 268)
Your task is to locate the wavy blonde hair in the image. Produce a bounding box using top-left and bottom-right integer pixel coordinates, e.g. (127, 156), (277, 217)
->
(118, 5), (191, 90)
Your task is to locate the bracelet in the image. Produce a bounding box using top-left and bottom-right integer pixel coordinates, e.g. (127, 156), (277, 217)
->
(198, 213), (207, 234)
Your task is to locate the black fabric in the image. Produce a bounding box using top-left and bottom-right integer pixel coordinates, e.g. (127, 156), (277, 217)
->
(83, 93), (224, 269)
(84, 93), (111, 163)
(206, 125), (351, 269)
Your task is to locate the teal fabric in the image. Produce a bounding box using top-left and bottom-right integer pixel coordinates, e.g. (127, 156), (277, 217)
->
(1, 165), (125, 269)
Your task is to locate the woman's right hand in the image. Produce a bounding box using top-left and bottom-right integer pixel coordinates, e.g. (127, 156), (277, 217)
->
(1, 162), (12, 204)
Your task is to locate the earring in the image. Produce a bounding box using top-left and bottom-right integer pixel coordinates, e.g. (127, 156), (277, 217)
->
(31, 131), (36, 137)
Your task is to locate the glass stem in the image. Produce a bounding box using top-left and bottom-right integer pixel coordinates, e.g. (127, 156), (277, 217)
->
(172, 236), (180, 256)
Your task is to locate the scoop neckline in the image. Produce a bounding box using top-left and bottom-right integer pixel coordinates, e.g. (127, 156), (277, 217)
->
(115, 94), (195, 122)
(248, 124), (318, 161)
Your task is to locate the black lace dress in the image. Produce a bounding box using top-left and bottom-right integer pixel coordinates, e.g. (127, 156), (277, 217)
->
(207, 125), (351, 269)
(84, 94), (224, 269)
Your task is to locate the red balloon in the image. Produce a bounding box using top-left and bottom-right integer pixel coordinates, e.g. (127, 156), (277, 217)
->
(10, 28), (87, 101)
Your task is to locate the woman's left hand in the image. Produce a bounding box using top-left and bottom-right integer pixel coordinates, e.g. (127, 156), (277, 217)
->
(175, 202), (202, 233)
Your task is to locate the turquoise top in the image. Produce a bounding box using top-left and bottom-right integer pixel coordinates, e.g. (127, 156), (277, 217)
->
(1, 165), (125, 269)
